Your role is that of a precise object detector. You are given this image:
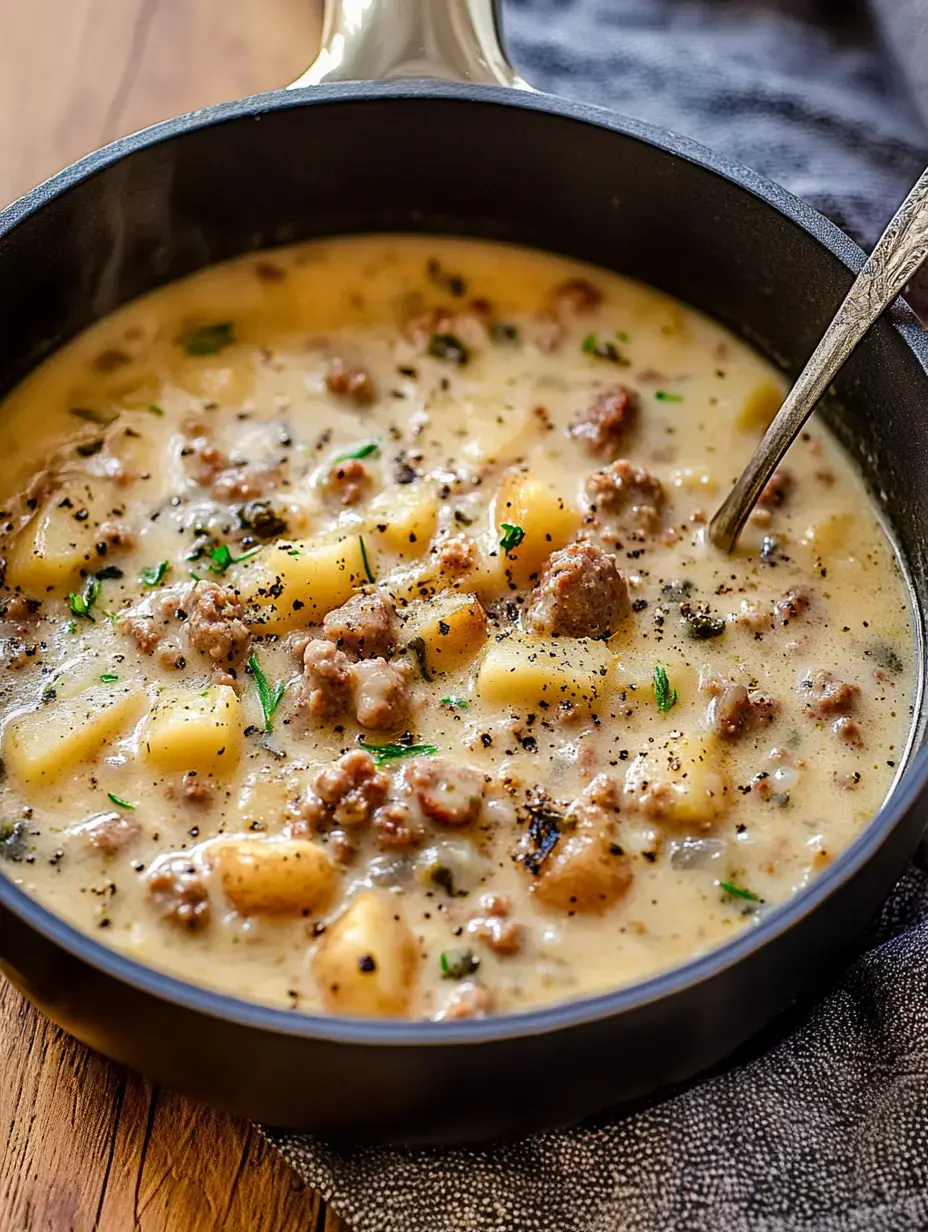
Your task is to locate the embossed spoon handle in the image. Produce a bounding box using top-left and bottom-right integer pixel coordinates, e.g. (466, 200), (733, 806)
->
(709, 165), (928, 553)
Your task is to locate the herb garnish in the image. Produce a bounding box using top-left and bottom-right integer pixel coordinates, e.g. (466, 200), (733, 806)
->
(205, 543), (261, 576)
(719, 880), (760, 902)
(581, 333), (627, 364)
(655, 390), (684, 403)
(247, 651), (289, 733)
(440, 697), (469, 710)
(332, 438), (382, 463)
(653, 665), (679, 713)
(439, 949), (480, 980)
(359, 740), (438, 766)
(179, 321), (236, 356)
(499, 523), (525, 554)
(107, 793), (136, 810)
(68, 576), (101, 622)
(359, 535), (375, 583)
(100, 673), (119, 683)
(140, 561), (170, 587)
(148, 404), (165, 416)
(427, 333), (470, 366)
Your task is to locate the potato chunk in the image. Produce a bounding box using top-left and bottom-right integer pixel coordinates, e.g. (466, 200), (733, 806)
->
(624, 734), (730, 830)
(476, 633), (612, 711)
(735, 377), (784, 433)
(236, 531), (368, 632)
(5, 479), (117, 593)
(313, 892), (418, 1016)
(365, 483), (437, 558)
(493, 470), (581, 585)
(141, 684), (242, 772)
(211, 837), (337, 916)
(4, 683), (145, 785)
(402, 591), (487, 675)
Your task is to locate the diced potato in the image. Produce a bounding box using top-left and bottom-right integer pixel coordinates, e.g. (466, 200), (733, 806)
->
(476, 633), (613, 711)
(735, 377), (784, 433)
(669, 465), (718, 496)
(457, 397), (529, 465)
(140, 684), (242, 772)
(402, 591), (487, 675)
(4, 684), (145, 785)
(211, 836), (338, 916)
(623, 734), (730, 830)
(492, 470), (581, 585)
(174, 355), (255, 406)
(801, 513), (855, 558)
(235, 531), (368, 632)
(236, 767), (299, 832)
(313, 892), (418, 1016)
(5, 479), (115, 593)
(365, 482), (437, 558)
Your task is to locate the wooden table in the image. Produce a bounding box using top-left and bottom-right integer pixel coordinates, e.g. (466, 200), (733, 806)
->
(0, 3), (349, 1227)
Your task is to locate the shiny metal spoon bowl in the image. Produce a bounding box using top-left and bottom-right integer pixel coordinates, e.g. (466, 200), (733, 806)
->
(709, 165), (928, 553)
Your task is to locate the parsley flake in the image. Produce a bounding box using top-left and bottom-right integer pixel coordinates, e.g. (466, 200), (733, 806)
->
(68, 576), (101, 623)
(107, 792), (136, 810)
(179, 321), (236, 356)
(332, 438), (382, 463)
(359, 535), (375, 584)
(206, 543), (261, 576)
(655, 390), (684, 402)
(100, 673), (119, 683)
(653, 665), (678, 713)
(499, 523), (525, 554)
(247, 652), (289, 733)
(719, 880), (760, 902)
(359, 740), (438, 766)
(440, 697), (469, 710)
(140, 561), (169, 587)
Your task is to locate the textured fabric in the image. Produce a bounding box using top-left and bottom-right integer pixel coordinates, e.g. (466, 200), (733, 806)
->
(266, 3), (928, 1229)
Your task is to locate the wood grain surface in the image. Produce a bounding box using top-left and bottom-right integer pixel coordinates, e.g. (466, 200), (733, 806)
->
(0, 2), (351, 1229)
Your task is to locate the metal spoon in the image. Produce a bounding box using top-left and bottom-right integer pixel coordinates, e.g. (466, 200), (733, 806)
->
(709, 166), (928, 553)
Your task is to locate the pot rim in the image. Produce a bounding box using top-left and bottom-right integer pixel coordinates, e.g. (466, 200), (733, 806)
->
(2, 78), (927, 1049)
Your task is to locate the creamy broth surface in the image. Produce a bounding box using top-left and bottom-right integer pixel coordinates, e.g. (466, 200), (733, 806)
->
(0, 236), (914, 1020)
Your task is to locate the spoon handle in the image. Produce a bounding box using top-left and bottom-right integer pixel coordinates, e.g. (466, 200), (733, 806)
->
(709, 165), (928, 553)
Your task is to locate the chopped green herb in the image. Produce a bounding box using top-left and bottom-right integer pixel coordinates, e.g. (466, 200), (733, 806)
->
(68, 576), (101, 622)
(148, 404), (165, 416)
(332, 437), (382, 463)
(247, 651), (289, 733)
(107, 793), (136, 810)
(206, 542), (261, 576)
(439, 949), (480, 980)
(140, 561), (170, 587)
(427, 333), (470, 365)
(179, 321), (236, 356)
(499, 523), (525, 554)
(615, 330), (630, 343)
(655, 390), (684, 402)
(189, 570), (202, 583)
(359, 535), (375, 583)
(440, 697), (469, 710)
(719, 880), (760, 902)
(581, 333), (627, 364)
(100, 673), (119, 683)
(66, 619), (77, 634)
(653, 665), (678, 713)
(359, 740), (438, 766)
(287, 548), (301, 557)
(70, 406), (117, 425)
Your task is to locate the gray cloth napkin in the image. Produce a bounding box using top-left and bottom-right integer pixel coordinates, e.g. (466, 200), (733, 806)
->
(266, 3), (928, 1228)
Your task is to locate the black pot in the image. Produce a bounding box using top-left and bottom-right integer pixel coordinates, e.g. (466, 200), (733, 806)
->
(1, 0), (926, 1145)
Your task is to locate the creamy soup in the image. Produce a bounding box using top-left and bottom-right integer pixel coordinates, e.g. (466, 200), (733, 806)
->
(0, 236), (914, 1021)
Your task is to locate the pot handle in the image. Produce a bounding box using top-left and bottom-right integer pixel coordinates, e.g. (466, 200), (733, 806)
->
(289, 0), (531, 90)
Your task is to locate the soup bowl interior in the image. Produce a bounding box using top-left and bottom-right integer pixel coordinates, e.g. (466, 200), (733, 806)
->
(1, 82), (927, 1142)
